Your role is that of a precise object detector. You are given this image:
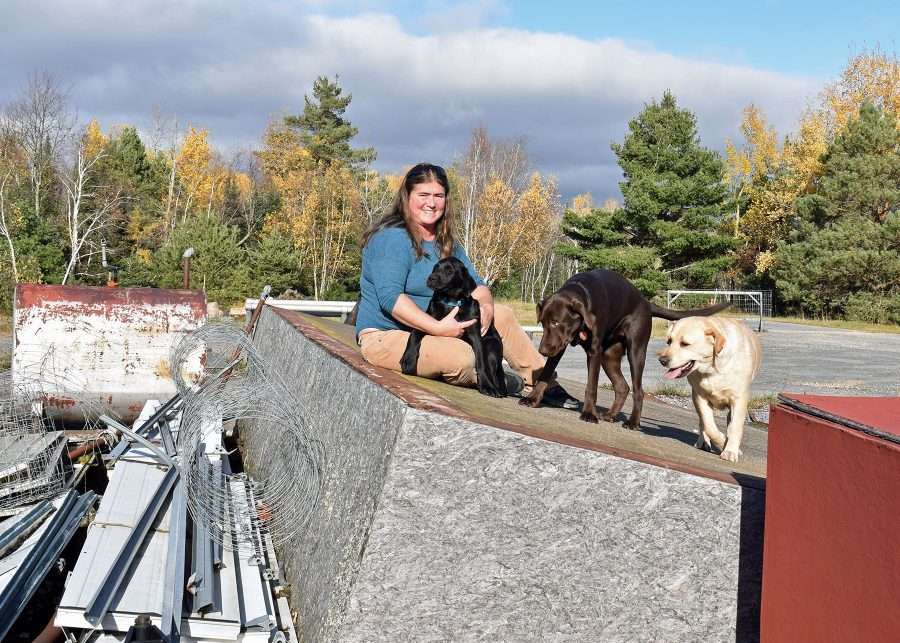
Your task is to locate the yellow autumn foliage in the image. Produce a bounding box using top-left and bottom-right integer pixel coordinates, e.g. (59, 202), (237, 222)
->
(468, 172), (558, 283)
(822, 49), (900, 134)
(83, 119), (108, 162)
(176, 126), (219, 214)
(258, 122), (363, 298)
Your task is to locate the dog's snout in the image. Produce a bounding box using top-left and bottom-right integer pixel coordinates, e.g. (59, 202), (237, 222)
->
(658, 351), (670, 366)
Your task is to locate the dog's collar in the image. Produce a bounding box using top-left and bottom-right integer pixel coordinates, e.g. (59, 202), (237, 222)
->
(436, 296), (465, 308)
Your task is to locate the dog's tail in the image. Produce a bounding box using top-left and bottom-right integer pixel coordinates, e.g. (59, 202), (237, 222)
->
(649, 301), (731, 321)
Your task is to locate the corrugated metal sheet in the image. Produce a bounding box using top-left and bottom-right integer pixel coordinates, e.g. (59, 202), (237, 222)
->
(12, 284), (206, 423)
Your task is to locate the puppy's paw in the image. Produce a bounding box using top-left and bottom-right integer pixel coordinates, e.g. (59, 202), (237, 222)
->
(599, 411), (617, 422)
(720, 448), (741, 463)
(519, 395), (541, 408)
(579, 411), (599, 424)
(622, 420), (641, 431)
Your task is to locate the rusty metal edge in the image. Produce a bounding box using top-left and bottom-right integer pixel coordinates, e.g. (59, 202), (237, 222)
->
(269, 306), (764, 491)
(14, 283), (207, 316)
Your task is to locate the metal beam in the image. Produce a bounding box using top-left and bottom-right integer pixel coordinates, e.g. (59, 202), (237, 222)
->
(83, 466), (179, 626)
(161, 478), (187, 642)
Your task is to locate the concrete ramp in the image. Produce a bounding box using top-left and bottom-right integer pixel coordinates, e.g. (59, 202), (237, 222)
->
(248, 306), (764, 642)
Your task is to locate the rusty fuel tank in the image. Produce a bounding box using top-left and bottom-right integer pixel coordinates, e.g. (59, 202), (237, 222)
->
(12, 284), (207, 423)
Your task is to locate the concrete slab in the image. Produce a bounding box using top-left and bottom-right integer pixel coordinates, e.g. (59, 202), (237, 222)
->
(248, 307), (766, 643)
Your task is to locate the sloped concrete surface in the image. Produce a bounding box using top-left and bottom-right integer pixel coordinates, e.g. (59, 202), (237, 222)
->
(249, 307), (764, 643)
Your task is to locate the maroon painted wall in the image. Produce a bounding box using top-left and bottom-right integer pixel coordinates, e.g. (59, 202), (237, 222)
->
(761, 400), (900, 642)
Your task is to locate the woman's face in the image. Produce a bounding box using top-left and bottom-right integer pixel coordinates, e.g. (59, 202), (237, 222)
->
(407, 180), (446, 239)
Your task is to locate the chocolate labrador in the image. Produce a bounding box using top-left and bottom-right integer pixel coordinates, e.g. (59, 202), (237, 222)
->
(519, 269), (729, 428)
(400, 257), (507, 397)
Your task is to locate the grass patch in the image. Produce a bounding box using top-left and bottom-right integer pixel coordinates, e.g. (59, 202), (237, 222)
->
(749, 393), (778, 410)
(497, 298), (539, 325)
(649, 383), (691, 398)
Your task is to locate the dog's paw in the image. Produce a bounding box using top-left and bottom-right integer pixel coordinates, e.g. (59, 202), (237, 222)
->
(720, 448), (741, 463)
(579, 411), (599, 424)
(694, 433), (711, 450)
(622, 420), (641, 431)
(519, 396), (540, 408)
(600, 411), (617, 423)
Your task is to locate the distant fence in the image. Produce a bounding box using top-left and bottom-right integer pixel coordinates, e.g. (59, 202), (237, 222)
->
(666, 290), (772, 331)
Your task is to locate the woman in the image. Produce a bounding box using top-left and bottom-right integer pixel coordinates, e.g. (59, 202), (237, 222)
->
(355, 162), (577, 407)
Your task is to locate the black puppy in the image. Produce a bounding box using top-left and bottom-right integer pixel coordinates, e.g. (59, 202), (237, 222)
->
(400, 257), (508, 397)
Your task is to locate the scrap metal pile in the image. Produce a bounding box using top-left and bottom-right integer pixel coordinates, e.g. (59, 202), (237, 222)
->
(0, 310), (324, 642)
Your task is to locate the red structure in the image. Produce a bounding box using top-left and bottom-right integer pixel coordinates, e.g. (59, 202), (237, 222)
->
(762, 394), (900, 642)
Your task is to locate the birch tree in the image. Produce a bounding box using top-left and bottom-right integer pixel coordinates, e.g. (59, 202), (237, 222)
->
(60, 143), (124, 284)
(3, 72), (73, 218)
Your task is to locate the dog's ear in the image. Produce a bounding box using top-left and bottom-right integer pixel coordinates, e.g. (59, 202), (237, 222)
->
(536, 298), (546, 320)
(704, 328), (726, 355)
(569, 295), (595, 330)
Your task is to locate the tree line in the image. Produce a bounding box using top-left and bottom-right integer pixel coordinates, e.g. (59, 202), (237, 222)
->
(1, 50), (898, 323)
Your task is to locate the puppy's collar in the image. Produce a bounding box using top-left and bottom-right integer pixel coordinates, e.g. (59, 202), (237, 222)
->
(436, 296), (464, 308)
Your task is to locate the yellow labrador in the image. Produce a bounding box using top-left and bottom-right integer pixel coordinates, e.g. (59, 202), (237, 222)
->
(657, 317), (762, 463)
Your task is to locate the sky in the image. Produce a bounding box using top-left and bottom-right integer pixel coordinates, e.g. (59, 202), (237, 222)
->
(1, 1), (896, 201)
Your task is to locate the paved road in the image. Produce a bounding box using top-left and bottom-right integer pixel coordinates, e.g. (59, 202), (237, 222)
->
(541, 319), (900, 399)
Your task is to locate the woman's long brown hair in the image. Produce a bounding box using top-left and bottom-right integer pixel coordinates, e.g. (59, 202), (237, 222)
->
(361, 163), (456, 259)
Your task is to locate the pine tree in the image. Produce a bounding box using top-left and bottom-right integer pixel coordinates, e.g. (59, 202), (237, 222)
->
(774, 102), (900, 318)
(284, 76), (374, 168)
(560, 92), (734, 293)
(796, 101), (900, 226)
(107, 127), (154, 191)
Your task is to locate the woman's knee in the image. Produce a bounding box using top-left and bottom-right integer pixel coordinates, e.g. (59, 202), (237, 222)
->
(420, 337), (476, 385)
(493, 303), (516, 329)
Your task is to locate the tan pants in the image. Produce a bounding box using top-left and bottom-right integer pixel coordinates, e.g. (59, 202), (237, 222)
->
(359, 304), (546, 387)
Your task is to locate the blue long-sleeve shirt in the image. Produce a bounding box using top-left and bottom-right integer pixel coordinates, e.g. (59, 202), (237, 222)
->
(356, 227), (484, 337)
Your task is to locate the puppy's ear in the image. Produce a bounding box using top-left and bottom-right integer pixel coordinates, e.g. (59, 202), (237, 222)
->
(704, 328), (725, 355)
(536, 298), (546, 320)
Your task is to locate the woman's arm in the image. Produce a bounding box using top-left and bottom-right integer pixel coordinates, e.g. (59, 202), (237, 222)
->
(392, 294), (476, 338)
(471, 285), (494, 336)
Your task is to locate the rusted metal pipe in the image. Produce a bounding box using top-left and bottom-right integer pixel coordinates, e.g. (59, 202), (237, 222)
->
(67, 436), (111, 461)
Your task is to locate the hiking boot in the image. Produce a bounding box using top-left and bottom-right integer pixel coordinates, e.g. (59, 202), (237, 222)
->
(541, 384), (581, 410)
(503, 369), (525, 397)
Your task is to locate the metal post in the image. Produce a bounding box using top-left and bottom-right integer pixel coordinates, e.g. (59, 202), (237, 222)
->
(182, 247), (194, 289)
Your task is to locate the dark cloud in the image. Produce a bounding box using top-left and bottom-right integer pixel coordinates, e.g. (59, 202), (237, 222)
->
(1, 2), (820, 200)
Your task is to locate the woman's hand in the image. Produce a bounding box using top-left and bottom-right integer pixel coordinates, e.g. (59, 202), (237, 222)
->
(392, 294), (475, 338)
(433, 307), (477, 338)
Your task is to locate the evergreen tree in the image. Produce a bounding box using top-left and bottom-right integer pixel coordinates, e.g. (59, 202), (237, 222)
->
(774, 102), (900, 318)
(106, 127), (157, 195)
(560, 92), (734, 294)
(284, 76), (374, 168)
(795, 101), (899, 226)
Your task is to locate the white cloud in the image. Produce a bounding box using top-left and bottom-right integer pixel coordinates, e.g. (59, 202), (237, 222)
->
(0, 1), (820, 199)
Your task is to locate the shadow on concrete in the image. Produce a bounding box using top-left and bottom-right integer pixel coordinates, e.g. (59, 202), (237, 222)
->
(734, 473), (766, 643)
